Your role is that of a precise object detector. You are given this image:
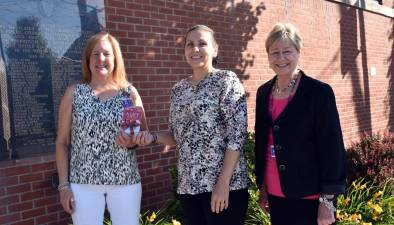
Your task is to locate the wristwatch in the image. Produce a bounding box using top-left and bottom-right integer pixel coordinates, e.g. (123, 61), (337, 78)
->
(319, 195), (336, 213)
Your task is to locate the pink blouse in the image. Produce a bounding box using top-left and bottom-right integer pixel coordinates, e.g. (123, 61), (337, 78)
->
(264, 95), (319, 199)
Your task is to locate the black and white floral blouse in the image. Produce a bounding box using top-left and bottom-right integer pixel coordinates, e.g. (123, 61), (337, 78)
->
(170, 69), (248, 195)
(69, 83), (140, 185)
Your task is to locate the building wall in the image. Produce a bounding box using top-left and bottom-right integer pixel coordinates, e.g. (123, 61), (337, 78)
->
(1, 0), (393, 224)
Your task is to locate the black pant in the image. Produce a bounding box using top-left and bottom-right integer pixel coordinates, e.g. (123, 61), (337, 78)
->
(268, 195), (319, 225)
(179, 188), (249, 225)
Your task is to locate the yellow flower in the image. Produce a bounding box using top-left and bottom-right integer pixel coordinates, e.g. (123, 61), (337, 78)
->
(336, 210), (345, 221)
(373, 204), (383, 214)
(342, 197), (351, 206)
(342, 211), (349, 220)
(147, 212), (157, 222)
(362, 223), (372, 225)
(368, 201), (383, 215)
(373, 191), (383, 199)
(352, 181), (367, 190)
(372, 214), (380, 221)
(349, 213), (362, 222)
(172, 219), (181, 225)
(352, 181), (360, 189)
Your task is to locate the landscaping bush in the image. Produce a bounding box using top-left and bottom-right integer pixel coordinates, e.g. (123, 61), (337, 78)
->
(102, 209), (182, 225)
(336, 178), (394, 225)
(100, 132), (394, 225)
(243, 132), (271, 225)
(346, 132), (394, 186)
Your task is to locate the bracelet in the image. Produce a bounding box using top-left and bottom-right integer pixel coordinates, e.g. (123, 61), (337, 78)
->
(319, 196), (336, 213)
(127, 144), (138, 150)
(322, 194), (336, 201)
(151, 132), (158, 144)
(57, 182), (70, 191)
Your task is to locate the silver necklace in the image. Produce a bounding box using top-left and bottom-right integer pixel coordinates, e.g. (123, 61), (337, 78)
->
(273, 74), (299, 94)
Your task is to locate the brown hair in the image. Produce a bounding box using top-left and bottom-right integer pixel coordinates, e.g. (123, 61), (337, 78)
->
(184, 24), (219, 65)
(265, 23), (302, 53)
(81, 31), (128, 88)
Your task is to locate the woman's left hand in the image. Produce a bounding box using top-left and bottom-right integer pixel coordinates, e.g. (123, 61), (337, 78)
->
(317, 202), (336, 225)
(211, 180), (230, 213)
(115, 129), (137, 148)
(133, 130), (154, 146)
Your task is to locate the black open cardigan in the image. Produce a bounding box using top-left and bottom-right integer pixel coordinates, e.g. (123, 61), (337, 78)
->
(254, 70), (346, 198)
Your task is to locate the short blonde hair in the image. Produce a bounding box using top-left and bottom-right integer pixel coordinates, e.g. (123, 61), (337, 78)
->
(265, 23), (302, 53)
(81, 32), (128, 88)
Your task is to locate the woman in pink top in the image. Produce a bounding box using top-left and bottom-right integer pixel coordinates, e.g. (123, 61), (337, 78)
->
(254, 23), (346, 225)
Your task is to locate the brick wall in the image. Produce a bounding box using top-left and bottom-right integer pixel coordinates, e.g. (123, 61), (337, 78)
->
(0, 156), (68, 225)
(1, 0), (393, 224)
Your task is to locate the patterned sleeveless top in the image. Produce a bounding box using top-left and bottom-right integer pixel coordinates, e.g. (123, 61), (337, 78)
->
(69, 83), (141, 185)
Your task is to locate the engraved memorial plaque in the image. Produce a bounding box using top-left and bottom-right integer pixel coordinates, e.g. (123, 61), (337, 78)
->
(0, 46), (7, 159)
(0, 0), (105, 159)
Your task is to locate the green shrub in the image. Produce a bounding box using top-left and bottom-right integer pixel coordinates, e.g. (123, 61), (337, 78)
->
(139, 209), (181, 225)
(100, 132), (394, 225)
(336, 178), (394, 225)
(244, 132), (271, 225)
(158, 197), (183, 224)
(102, 209), (181, 225)
(346, 132), (394, 186)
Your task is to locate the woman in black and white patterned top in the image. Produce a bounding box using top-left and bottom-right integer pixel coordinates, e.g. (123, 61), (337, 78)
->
(136, 25), (249, 225)
(56, 32), (147, 225)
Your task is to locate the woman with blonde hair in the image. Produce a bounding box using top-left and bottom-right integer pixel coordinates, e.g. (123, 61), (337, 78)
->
(56, 32), (147, 225)
(254, 23), (346, 225)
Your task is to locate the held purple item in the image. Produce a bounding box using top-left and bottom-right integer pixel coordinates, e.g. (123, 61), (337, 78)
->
(121, 98), (142, 136)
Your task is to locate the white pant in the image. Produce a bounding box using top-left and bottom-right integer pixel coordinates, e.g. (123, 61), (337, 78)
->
(70, 183), (141, 225)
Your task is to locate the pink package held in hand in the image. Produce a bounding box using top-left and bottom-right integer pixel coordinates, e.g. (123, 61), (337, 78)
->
(121, 98), (142, 136)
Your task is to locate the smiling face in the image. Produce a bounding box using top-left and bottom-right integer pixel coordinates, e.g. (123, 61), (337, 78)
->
(89, 40), (115, 79)
(184, 29), (218, 72)
(268, 39), (300, 78)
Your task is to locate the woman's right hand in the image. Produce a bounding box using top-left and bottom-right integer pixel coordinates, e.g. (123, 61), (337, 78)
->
(115, 129), (137, 148)
(59, 188), (75, 214)
(258, 187), (270, 213)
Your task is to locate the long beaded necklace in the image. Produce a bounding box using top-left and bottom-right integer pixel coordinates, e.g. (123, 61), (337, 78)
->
(272, 73), (299, 94)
